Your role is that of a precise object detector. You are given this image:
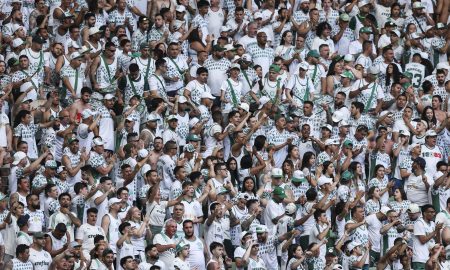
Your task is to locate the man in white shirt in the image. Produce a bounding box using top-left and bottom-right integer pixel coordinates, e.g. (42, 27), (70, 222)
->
(263, 185), (287, 235)
(76, 207), (106, 260)
(153, 219), (180, 269)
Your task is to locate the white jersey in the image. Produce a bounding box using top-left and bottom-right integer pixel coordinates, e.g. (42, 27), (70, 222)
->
(29, 248), (52, 270)
(12, 258), (33, 270)
(405, 62), (426, 89)
(183, 236), (206, 270)
(76, 223), (106, 254)
(105, 213), (121, 254)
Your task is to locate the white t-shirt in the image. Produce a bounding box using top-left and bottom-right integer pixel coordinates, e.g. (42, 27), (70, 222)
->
(29, 248), (52, 270)
(76, 223), (106, 254)
(263, 199), (285, 235)
(365, 213), (383, 253)
(413, 218), (435, 263)
(153, 233), (178, 269)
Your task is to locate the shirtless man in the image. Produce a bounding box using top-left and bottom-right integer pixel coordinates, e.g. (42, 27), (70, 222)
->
(148, 137), (163, 170)
(149, 0), (176, 21)
(432, 95), (447, 124)
(69, 87), (92, 120)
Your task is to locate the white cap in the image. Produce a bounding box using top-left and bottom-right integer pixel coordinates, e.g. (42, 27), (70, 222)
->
(70, 52), (82, 61)
(412, 1), (424, 9)
(175, 5), (186, 12)
(12, 151), (27, 165)
(11, 24), (23, 33)
(347, 241), (362, 252)
(254, 12), (263, 19)
(344, 54), (354, 62)
(12, 38), (24, 48)
(178, 96), (188, 103)
(285, 203), (297, 215)
(391, 29), (401, 37)
(189, 117), (200, 128)
(436, 62), (449, 70)
(258, 96), (270, 109)
(426, 130), (437, 137)
(81, 109), (95, 119)
(167, 115), (178, 121)
(321, 124), (333, 131)
(138, 149), (149, 158)
(108, 197), (122, 207)
(239, 102), (250, 112)
(220, 25), (231, 32)
(325, 138), (339, 146)
(10, 0), (21, 3)
(224, 44), (236, 52)
(241, 54), (252, 62)
(89, 27), (102, 36)
(20, 82), (34, 93)
(271, 168), (283, 178)
(104, 94), (115, 100)
(408, 143), (421, 152)
(230, 63), (241, 71)
(339, 120), (350, 127)
(300, 0), (309, 3)
(420, 52), (429, 59)
(318, 176), (332, 186)
(298, 62), (309, 71)
(408, 203), (420, 213)
(240, 231), (252, 240)
(57, 166), (66, 174)
(201, 91), (214, 100)
(92, 137), (104, 146)
(358, 0), (370, 8)
(399, 129), (411, 137)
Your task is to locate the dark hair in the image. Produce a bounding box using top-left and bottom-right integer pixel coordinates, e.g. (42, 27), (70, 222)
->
(305, 188), (317, 201)
(55, 223), (67, 233)
(119, 222), (131, 234)
(100, 176), (112, 183)
(45, 183), (57, 196)
(386, 63), (401, 87)
(367, 186), (379, 200)
(227, 157), (239, 186)
(241, 176), (256, 194)
(280, 30), (292, 46)
(81, 87), (92, 95)
(58, 192), (71, 201)
(209, 241), (224, 253)
(421, 204), (434, 214)
(120, 256), (133, 267)
(188, 28), (206, 46)
(316, 22), (332, 37)
(197, 66), (208, 75)
(129, 63), (139, 73)
(314, 209), (325, 220)
(87, 207), (99, 215)
(351, 101), (364, 113)
(421, 106), (437, 127)
(350, 205), (363, 216)
(16, 244), (29, 257)
(15, 110), (32, 128)
(74, 182), (88, 194)
(393, 187), (407, 201)
(422, 80), (433, 94)
(155, 58), (166, 69)
(254, 135), (266, 151)
(301, 152), (315, 171)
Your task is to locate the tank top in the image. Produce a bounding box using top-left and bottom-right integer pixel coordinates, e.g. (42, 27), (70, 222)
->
(63, 148), (82, 186)
(106, 213), (121, 253)
(48, 232), (68, 251)
(86, 40), (102, 54)
(117, 240), (134, 270)
(184, 237), (206, 270)
(54, 27), (71, 44)
(12, 258), (33, 270)
(96, 55), (118, 90)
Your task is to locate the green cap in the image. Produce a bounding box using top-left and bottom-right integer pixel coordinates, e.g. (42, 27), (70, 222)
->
(307, 49), (320, 58)
(269, 64), (281, 73)
(343, 139), (353, 147)
(292, 171), (306, 183)
(272, 186), (287, 198)
(340, 70), (354, 80)
(183, 144), (195, 153)
(68, 137), (79, 144)
(213, 44), (226, 52)
(139, 43), (149, 50)
(339, 13), (350, 22)
(341, 170), (354, 181)
(33, 232), (45, 238)
(176, 241), (190, 253)
(0, 193), (8, 201)
(359, 27), (372, 34)
(217, 186), (229, 195)
(403, 82), (412, 89)
(333, 55), (344, 62)
(402, 71), (413, 80)
(186, 133), (201, 142)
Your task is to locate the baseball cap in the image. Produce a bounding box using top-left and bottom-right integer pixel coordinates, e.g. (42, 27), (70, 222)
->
(399, 130), (411, 137)
(89, 27), (103, 36)
(408, 143), (421, 152)
(254, 12), (263, 19)
(407, 203), (420, 213)
(358, 0), (370, 8)
(380, 206), (391, 215)
(347, 241), (362, 252)
(241, 54), (252, 62)
(360, 27), (373, 34)
(213, 44), (226, 52)
(0, 193), (8, 201)
(343, 139), (353, 147)
(175, 5), (186, 12)
(292, 170), (306, 183)
(176, 241), (190, 253)
(325, 138), (339, 146)
(17, 214), (30, 227)
(271, 168), (283, 178)
(104, 94), (115, 100)
(92, 137), (104, 146)
(272, 186), (287, 198)
(33, 232), (46, 238)
(368, 65), (379, 75)
(321, 124), (333, 131)
(82, 109), (95, 119)
(167, 115), (178, 122)
(255, 225), (268, 234)
(341, 170), (354, 181)
(391, 30), (401, 37)
(240, 231), (252, 240)
(70, 52), (83, 61)
(339, 13), (350, 22)
(186, 133), (201, 142)
(239, 102), (250, 112)
(338, 120), (350, 127)
(412, 2), (424, 9)
(425, 129), (437, 137)
(258, 96), (270, 109)
(12, 38), (24, 48)
(318, 176), (332, 186)
(307, 50), (320, 58)
(32, 35), (46, 44)
(332, 111), (345, 122)
(285, 203), (297, 215)
(344, 54), (354, 62)
(385, 21), (396, 28)
(298, 62), (309, 71)
(45, 160), (58, 169)
(230, 63), (241, 71)
(269, 64), (281, 73)
(12, 151), (27, 165)
(220, 25), (231, 32)
(108, 197), (122, 207)
(183, 144), (195, 153)
(69, 241), (82, 248)
(138, 149), (149, 158)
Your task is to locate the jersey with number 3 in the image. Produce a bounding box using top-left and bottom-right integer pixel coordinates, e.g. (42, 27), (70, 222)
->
(405, 63), (426, 90)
